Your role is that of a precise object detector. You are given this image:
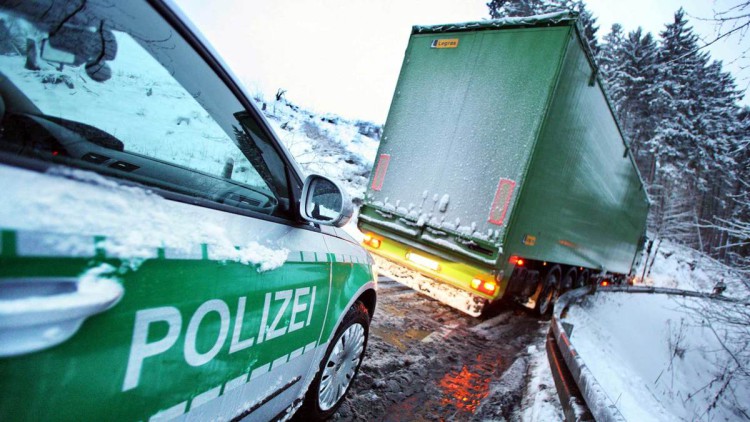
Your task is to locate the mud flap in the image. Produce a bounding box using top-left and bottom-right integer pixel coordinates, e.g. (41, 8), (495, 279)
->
(372, 255), (486, 317)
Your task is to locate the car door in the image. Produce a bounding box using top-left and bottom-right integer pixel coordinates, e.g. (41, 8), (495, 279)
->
(0, 2), (330, 421)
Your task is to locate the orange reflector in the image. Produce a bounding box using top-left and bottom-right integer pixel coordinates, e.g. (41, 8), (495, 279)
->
(600, 280), (610, 287)
(363, 234), (381, 249)
(488, 178), (516, 226)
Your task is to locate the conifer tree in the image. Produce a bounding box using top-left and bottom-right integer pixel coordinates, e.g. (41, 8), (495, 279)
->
(649, 9), (709, 179)
(598, 23), (625, 97)
(486, 0), (547, 18)
(616, 28), (660, 170)
(486, 0), (599, 54)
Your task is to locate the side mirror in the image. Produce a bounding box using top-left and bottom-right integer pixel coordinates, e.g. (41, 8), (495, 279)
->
(300, 175), (353, 227)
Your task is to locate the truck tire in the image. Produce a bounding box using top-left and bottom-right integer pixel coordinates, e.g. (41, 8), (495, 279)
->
(295, 302), (370, 421)
(536, 267), (561, 316)
(561, 268), (577, 292)
(575, 270), (590, 288)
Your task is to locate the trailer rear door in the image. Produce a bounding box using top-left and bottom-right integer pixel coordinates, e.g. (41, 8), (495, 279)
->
(365, 26), (570, 260)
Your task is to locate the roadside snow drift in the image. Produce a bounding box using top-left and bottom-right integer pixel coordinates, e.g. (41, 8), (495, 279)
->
(564, 291), (750, 421)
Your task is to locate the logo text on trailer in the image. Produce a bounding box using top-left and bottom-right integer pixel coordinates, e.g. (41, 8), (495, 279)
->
(431, 38), (459, 49)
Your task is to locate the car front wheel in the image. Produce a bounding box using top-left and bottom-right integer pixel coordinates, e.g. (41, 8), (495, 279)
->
(296, 301), (369, 420)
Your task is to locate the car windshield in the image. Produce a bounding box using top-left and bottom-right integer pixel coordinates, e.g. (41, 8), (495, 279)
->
(0, 1), (292, 218)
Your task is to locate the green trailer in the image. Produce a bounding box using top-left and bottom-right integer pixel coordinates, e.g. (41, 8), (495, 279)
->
(358, 12), (649, 316)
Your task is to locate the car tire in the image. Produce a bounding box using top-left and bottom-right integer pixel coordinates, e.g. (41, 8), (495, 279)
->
(295, 301), (370, 421)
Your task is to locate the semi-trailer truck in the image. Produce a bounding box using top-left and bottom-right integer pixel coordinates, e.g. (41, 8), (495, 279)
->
(357, 12), (650, 316)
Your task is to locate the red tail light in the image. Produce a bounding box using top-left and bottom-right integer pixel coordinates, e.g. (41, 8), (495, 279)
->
(471, 278), (498, 296)
(508, 256), (524, 266)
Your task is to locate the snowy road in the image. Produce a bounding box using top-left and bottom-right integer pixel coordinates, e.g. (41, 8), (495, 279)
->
(331, 275), (557, 421)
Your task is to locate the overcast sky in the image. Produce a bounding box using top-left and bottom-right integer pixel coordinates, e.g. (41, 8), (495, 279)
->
(175, 0), (749, 123)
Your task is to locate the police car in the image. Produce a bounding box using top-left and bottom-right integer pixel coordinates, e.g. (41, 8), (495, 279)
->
(0, 1), (376, 421)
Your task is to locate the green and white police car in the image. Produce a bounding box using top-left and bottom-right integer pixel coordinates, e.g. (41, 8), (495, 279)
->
(0, 1), (377, 421)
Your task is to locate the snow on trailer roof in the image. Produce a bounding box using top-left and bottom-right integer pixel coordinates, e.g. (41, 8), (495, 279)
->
(411, 11), (577, 35)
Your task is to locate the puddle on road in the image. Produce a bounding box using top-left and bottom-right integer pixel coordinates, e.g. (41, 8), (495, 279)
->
(382, 350), (506, 421)
(438, 352), (502, 413)
(379, 303), (408, 318)
(371, 325), (432, 352)
(339, 277), (541, 422)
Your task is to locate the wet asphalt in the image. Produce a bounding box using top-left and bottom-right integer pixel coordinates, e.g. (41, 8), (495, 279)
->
(330, 276), (545, 421)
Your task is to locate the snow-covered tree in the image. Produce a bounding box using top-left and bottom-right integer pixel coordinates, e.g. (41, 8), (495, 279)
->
(598, 23), (625, 87)
(648, 9), (711, 179)
(486, 0), (599, 55)
(637, 8), (746, 256)
(620, 29), (660, 161)
(486, 0), (548, 18)
(711, 108), (750, 271)
(599, 26), (661, 180)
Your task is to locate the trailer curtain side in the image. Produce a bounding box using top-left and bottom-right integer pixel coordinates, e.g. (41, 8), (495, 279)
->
(504, 32), (650, 274)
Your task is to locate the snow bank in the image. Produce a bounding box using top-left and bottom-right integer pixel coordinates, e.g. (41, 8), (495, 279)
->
(635, 239), (748, 299)
(257, 95), (380, 201)
(564, 291), (750, 421)
(517, 330), (566, 422)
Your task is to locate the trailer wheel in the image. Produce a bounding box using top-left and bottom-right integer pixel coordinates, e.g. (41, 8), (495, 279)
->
(536, 267), (561, 316)
(561, 268), (577, 292)
(574, 270), (590, 288)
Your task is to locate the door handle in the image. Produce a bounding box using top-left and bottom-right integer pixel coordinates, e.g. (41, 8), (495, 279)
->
(0, 276), (123, 357)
